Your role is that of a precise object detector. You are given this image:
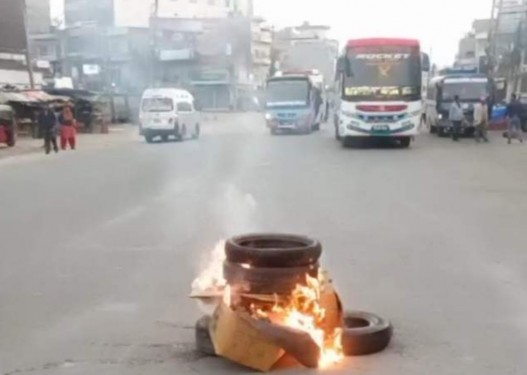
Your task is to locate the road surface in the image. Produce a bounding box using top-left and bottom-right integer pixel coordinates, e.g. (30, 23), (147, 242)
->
(1, 113), (527, 375)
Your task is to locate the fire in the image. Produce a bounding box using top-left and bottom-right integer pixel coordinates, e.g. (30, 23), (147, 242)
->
(250, 275), (344, 368)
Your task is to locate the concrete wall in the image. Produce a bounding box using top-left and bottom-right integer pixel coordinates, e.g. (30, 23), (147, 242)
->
(26, 0), (51, 34)
(0, 0), (27, 52)
(0, 68), (44, 87)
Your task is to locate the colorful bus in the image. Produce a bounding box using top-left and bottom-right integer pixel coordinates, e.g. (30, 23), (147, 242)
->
(265, 72), (323, 135)
(335, 38), (423, 148)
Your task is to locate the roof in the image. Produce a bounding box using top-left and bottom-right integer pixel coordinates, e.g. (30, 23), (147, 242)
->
(347, 38), (420, 48)
(0, 90), (69, 104)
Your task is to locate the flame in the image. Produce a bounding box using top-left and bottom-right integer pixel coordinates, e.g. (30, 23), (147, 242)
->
(251, 275), (344, 368)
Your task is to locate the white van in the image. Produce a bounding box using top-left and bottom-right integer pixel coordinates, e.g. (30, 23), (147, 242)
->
(139, 88), (201, 143)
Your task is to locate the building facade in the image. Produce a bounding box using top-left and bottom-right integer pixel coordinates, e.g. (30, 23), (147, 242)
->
(65, 0), (253, 28)
(0, 0), (50, 87)
(273, 23), (339, 88)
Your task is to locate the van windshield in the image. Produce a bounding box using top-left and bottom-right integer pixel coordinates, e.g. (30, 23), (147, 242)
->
(142, 98), (174, 112)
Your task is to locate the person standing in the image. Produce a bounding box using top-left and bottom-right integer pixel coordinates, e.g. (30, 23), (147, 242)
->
(506, 94), (524, 144)
(59, 105), (77, 150)
(38, 105), (58, 154)
(449, 95), (464, 141)
(474, 97), (490, 143)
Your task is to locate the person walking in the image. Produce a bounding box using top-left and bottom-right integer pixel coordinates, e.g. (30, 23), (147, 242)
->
(38, 105), (58, 154)
(474, 96), (490, 143)
(506, 94), (524, 144)
(59, 105), (77, 150)
(449, 95), (464, 141)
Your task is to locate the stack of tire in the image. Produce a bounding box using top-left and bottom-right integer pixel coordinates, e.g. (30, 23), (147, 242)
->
(223, 234), (322, 295)
(195, 233), (393, 359)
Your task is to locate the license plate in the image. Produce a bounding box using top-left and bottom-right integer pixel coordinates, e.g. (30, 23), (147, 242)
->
(153, 119), (161, 123)
(372, 125), (389, 131)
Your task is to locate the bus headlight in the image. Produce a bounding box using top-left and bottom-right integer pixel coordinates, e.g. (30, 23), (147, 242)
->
(438, 114), (443, 120)
(265, 113), (274, 121)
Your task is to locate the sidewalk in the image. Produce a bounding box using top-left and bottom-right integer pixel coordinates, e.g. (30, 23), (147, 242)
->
(0, 125), (137, 160)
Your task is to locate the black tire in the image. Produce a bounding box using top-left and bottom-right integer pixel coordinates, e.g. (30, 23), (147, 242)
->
(7, 131), (15, 147)
(313, 123), (320, 131)
(223, 261), (319, 294)
(335, 123), (341, 141)
(195, 316), (216, 356)
(145, 134), (154, 143)
(225, 233), (322, 268)
(174, 124), (181, 140)
(437, 127), (445, 137)
(399, 137), (411, 148)
(341, 311), (393, 356)
(270, 128), (278, 135)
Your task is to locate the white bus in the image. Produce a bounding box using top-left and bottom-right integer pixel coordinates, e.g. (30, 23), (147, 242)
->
(335, 38), (424, 148)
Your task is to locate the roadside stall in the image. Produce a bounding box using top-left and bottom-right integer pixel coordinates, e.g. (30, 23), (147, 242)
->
(0, 89), (71, 138)
(45, 89), (112, 133)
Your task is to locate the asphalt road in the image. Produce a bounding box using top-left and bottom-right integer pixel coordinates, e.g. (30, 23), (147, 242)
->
(1, 113), (527, 375)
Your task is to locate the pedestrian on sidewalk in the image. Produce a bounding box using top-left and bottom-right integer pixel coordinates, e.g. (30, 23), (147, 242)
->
(449, 95), (464, 142)
(506, 94), (524, 144)
(474, 96), (489, 143)
(38, 104), (59, 154)
(59, 105), (77, 150)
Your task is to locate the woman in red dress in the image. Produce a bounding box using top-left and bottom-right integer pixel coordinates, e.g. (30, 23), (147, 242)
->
(60, 105), (77, 150)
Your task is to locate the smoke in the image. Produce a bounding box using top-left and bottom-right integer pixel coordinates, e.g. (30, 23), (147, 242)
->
(215, 183), (259, 236)
(191, 183), (258, 313)
(191, 240), (226, 295)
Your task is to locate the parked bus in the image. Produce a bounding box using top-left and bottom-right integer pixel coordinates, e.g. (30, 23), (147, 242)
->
(424, 74), (493, 137)
(264, 73), (322, 135)
(335, 38), (423, 148)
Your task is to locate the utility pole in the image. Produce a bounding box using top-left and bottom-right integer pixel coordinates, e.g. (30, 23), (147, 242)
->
(22, 0), (35, 89)
(151, 0), (160, 86)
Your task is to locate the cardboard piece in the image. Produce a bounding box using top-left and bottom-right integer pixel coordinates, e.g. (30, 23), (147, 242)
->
(210, 303), (285, 372)
(207, 282), (344, 372)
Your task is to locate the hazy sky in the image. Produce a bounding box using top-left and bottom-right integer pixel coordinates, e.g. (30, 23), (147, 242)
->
(50, 0), (493, 65)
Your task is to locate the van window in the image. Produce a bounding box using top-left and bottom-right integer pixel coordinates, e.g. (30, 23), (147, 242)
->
(177, 102), (193, 112)
(142, 98), (173, 112)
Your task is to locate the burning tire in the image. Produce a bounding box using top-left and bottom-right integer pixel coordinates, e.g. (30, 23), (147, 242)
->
(195, 315), (216, 356)
(223, 261), (320, 294)
(225, 234), (322, 268)
(341, 311), (393, 356)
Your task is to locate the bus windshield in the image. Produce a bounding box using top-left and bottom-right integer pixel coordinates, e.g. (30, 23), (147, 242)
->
(442, 81), (488, 102)
(266, 79), (310, 107)
(342, 45), (421, 102)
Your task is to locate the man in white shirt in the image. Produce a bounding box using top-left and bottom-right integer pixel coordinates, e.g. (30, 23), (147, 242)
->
(449, 95), (464, 141)
(473, 96), (489, 143)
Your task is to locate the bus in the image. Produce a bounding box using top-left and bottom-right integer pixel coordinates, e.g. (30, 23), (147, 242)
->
(264, 73), (323, 135)
(424, 74), (493, 137)
(334, 38), (423, 148)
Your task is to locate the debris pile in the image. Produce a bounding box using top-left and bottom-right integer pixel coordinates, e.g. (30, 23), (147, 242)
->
(191, 234), (392, 371)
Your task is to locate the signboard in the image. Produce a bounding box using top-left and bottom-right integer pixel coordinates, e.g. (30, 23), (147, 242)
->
(83, 64), (101, 75)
